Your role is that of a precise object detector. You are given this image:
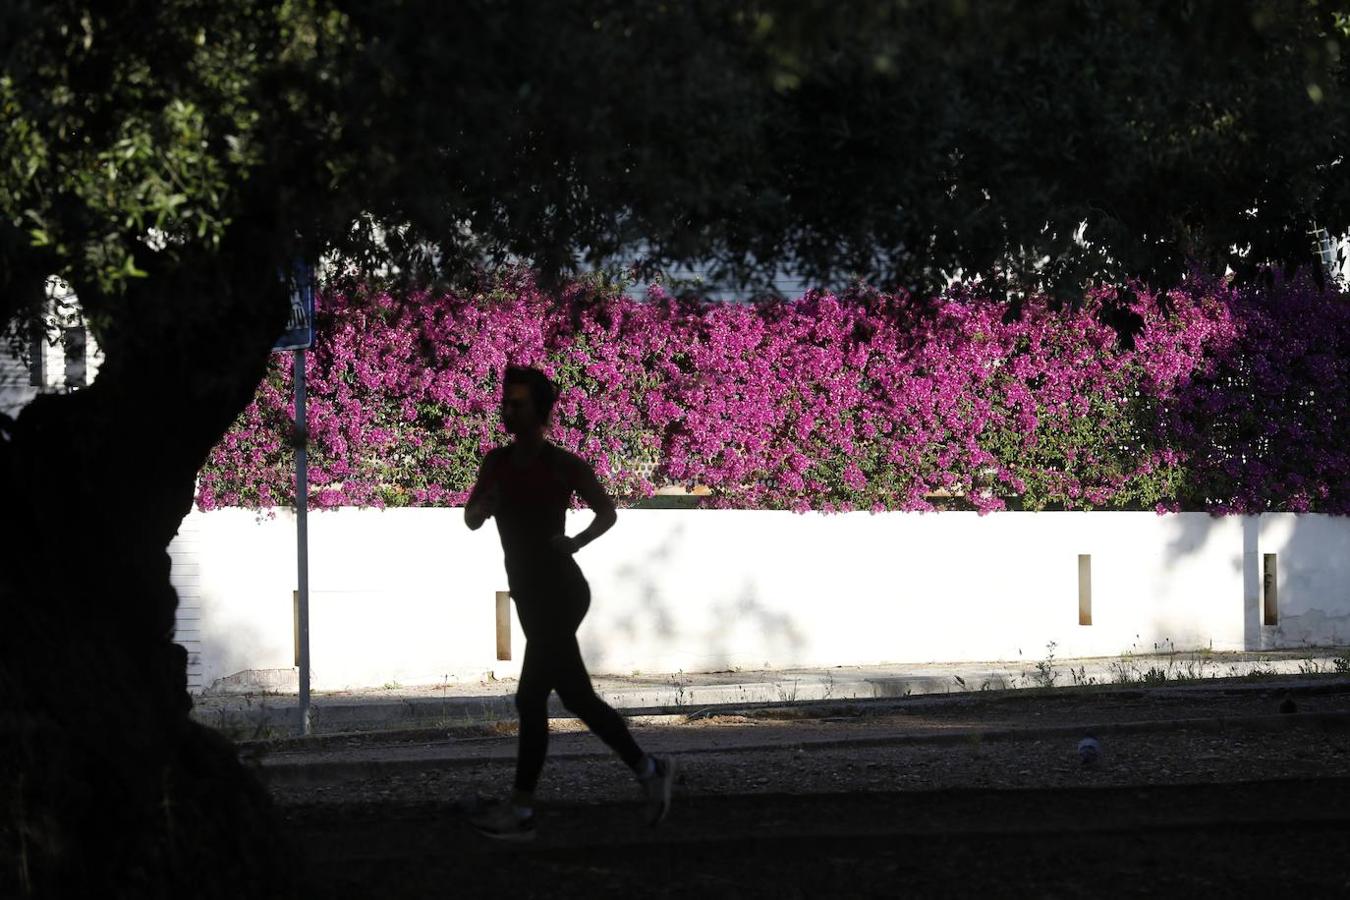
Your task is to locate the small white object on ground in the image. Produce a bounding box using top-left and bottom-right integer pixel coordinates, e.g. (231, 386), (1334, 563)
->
(1078, 736), (1101, 765)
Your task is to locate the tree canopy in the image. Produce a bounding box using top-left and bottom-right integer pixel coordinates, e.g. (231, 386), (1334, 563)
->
(3, 0), (1348, 339)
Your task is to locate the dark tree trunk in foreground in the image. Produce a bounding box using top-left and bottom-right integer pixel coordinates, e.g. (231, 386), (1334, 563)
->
(0, 227), (294, 898)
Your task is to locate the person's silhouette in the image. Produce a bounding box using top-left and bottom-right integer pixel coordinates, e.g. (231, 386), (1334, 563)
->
(463, 365), (674, 840)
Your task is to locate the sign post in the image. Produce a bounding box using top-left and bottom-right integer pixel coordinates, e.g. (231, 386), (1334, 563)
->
(275, 263), (315, 735)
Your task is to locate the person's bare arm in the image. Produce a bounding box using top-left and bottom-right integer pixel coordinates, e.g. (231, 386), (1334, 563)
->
(463, 454), (499, 530)
(552, 454), (617, 553)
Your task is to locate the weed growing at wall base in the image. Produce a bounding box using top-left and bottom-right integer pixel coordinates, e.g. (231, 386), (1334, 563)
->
(1032, 642), (1059, 688)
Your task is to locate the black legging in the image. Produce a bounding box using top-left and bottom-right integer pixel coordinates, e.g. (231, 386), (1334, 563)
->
(510, 566), (645, 793)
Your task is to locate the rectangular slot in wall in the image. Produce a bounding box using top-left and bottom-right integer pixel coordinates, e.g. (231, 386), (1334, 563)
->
(1263, 553), (1278, 626)
(1077, 554), (1092, 626)
(496, 590), (512, 661)
(292, 590), (301, 667)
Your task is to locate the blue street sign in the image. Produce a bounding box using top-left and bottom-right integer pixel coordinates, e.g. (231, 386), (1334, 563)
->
(274, 261), (315, 351)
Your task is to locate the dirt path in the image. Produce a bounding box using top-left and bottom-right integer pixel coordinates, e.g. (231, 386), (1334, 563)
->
(267, 679), (1350, 897)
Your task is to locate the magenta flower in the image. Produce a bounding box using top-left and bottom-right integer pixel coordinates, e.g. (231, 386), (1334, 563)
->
(198, 269), (1350, 515)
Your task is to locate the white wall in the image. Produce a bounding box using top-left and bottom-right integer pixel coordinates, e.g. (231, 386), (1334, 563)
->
(169, 509), (1350, 692)
(1261, 514), (1350, 647)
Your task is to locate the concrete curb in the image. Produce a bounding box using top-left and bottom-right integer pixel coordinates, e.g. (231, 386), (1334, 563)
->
(235, 676), (1350, 753)
(203, 663), (1350, 738)
(256, 709), (1350, 787)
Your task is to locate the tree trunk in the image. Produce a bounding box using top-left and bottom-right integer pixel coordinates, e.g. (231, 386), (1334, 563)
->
(1, 229), (296, 898)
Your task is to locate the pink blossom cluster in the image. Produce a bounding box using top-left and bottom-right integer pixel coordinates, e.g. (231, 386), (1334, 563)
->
(197, 271), (1350, 514)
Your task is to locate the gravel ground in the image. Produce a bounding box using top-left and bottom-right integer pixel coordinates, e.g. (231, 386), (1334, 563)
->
(269, 680), (1350, 808)
(267, 679), (1350, 897)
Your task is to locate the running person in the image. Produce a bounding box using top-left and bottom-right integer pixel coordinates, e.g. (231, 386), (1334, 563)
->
(464, 365), (675, 841)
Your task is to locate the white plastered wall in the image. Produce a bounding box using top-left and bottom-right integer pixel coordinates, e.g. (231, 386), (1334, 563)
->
(1259, 514), (1350, 648)
(169, 509), (1350, 692)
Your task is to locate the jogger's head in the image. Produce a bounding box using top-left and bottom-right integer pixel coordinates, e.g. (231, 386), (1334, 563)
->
(501, 365), (557, 436)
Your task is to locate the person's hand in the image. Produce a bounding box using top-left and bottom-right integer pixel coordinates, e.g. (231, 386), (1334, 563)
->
(549, 534), (579, 555)
(465, 481), (500, 528)
(469, 481), (499, 518)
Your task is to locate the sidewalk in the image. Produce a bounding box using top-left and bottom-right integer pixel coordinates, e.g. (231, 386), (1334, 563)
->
(192, 648), (1350, 738)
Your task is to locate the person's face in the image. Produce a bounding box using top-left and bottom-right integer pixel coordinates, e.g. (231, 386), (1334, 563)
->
(501, 383), (542, 436)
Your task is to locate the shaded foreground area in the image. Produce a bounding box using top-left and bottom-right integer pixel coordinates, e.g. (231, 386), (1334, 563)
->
(269, 680), (1350, 897)
(292, 781), (1350, 898)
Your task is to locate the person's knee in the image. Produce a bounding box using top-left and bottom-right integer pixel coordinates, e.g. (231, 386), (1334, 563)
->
(514, 687), (548, 718)
(556, 683), (604, 717)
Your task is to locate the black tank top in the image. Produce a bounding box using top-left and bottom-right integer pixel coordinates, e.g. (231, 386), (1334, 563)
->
(488, 443), (574, 575)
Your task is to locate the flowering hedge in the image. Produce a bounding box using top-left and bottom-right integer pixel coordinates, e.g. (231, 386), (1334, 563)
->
(198, 271), (1350, 514)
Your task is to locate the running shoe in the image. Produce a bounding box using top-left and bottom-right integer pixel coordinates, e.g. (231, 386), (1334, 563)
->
(469, 801), (536, 842)
(639, 756), (676, 826)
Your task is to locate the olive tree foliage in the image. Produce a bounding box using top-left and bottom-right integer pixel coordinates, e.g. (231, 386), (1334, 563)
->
(0, 0), (779, 350)
(314, 1), (1350, 298)
(746, 0), (1350, 299)
(3, 1), (1347, 337)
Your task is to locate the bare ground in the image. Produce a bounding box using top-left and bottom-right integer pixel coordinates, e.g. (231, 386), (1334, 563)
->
(266, 678), (1350, 897)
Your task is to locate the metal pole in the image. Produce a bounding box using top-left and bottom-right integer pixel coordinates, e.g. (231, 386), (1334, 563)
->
(294, 348), (312, 736)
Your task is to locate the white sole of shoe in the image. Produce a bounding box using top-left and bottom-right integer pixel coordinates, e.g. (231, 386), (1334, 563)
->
(649, 757), (676, 826)
(473, 826), (537, 843)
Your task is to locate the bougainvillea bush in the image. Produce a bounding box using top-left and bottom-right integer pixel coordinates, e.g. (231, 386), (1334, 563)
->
(197, 270), (1350, 514)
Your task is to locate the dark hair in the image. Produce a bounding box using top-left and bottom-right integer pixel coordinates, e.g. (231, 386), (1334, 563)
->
(502, 365), (557, 421)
